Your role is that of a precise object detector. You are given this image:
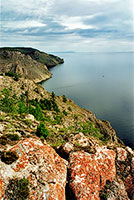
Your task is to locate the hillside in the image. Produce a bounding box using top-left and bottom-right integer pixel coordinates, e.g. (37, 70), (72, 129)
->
(0, 47), (64, 83)
(0, 75), (133, 199)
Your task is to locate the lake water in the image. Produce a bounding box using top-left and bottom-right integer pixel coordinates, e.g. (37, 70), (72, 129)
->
(42, 52), (134, 149)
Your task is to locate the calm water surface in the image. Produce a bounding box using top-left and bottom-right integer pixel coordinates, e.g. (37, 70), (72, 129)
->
(42, 52), (134, 149)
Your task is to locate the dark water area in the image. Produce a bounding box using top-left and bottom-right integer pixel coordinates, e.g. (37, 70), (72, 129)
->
(42, 52), (134, 149)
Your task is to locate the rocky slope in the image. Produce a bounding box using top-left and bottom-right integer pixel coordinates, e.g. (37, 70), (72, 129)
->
(0, 75), (133, 200)
(0, 48), (64, 83)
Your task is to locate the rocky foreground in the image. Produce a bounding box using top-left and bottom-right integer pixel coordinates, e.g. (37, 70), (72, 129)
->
(0, 75), (134, 200)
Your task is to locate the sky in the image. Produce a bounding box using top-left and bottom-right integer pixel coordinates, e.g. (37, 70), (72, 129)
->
(0, 0), (133, 52)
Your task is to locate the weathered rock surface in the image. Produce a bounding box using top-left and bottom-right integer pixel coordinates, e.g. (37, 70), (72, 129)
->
(0, 50), (52, 83)
(68, 147), (116, 200)
(117, 147), (128, 161)
(0, 138), (68, 200)
(106, 177), (129, 200)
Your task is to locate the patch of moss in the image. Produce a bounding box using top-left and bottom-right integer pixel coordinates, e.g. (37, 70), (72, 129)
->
(18, 178), (29, 199)
(6, 134), (20, 141)
(5, 178), (29, 200)
(1, 151), (19, 164)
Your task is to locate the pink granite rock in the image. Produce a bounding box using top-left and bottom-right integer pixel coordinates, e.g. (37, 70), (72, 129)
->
(117, 147), (127, 161)
(0, 138), (68, 200)
(68, 147), (116, 200)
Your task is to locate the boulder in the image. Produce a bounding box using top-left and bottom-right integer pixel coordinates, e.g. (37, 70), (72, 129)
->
(117, 147), (127, 161)
(0, 138), (68, 200)
(68, 147), (116, 200)
(25, 114), (35, 121)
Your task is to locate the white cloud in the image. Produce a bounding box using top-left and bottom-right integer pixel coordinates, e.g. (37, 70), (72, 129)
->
(1, 0), (133, 52)
(54, 15), (97, 30)
(2, 20), (46, 30)
(2, 0), (55, 16)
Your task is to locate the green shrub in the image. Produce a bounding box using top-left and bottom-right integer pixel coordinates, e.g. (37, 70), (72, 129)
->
(63, 110), (68, 116)
(74, 114), (78, 120)
(68, 106), (72, 112)
(5, 71), (15, 77)
(62, 95), (67, 103)
(29, 104), (44, 120)
(40, 98), (52, 110)
(53, 115), (62, 124)
(5, 71), (20, 81)
(17, 101), (28, 114)
(13, 73), (20, 81)
(28, 98), (38, 106)
(51, 91), (55, 100)
(51, 100), (60, 112)
(36, 123), (50, 138)
(40, 98), (59, 112)
(0, 88), (17, 113)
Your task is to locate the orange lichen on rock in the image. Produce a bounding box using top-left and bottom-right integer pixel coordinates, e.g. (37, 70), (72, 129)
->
(69, 147), (116, 200)
(0, 138), (67, 200)
(0, 178), (5, 198)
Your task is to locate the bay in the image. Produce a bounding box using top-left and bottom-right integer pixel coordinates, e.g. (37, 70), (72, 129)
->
(42, 52), (134, 149)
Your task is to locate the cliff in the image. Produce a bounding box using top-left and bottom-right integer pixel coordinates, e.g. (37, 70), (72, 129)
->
(0, 75), (133, 199)
(0, 48), (64, 83)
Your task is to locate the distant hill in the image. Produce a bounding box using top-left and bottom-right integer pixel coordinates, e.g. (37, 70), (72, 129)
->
(0, 47), (64, 83)
(0, 47), (64, 68)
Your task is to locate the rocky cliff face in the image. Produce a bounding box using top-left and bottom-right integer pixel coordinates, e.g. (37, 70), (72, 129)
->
(0, 48), (64, 83)
(0, 75), (133, 200)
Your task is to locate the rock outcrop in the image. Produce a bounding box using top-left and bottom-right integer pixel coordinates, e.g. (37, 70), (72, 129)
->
(0, 138), (67, 200)
(68, 148), (116, 200)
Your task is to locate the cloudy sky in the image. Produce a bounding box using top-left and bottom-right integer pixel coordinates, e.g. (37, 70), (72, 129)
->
(0, 0), (133, 52)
